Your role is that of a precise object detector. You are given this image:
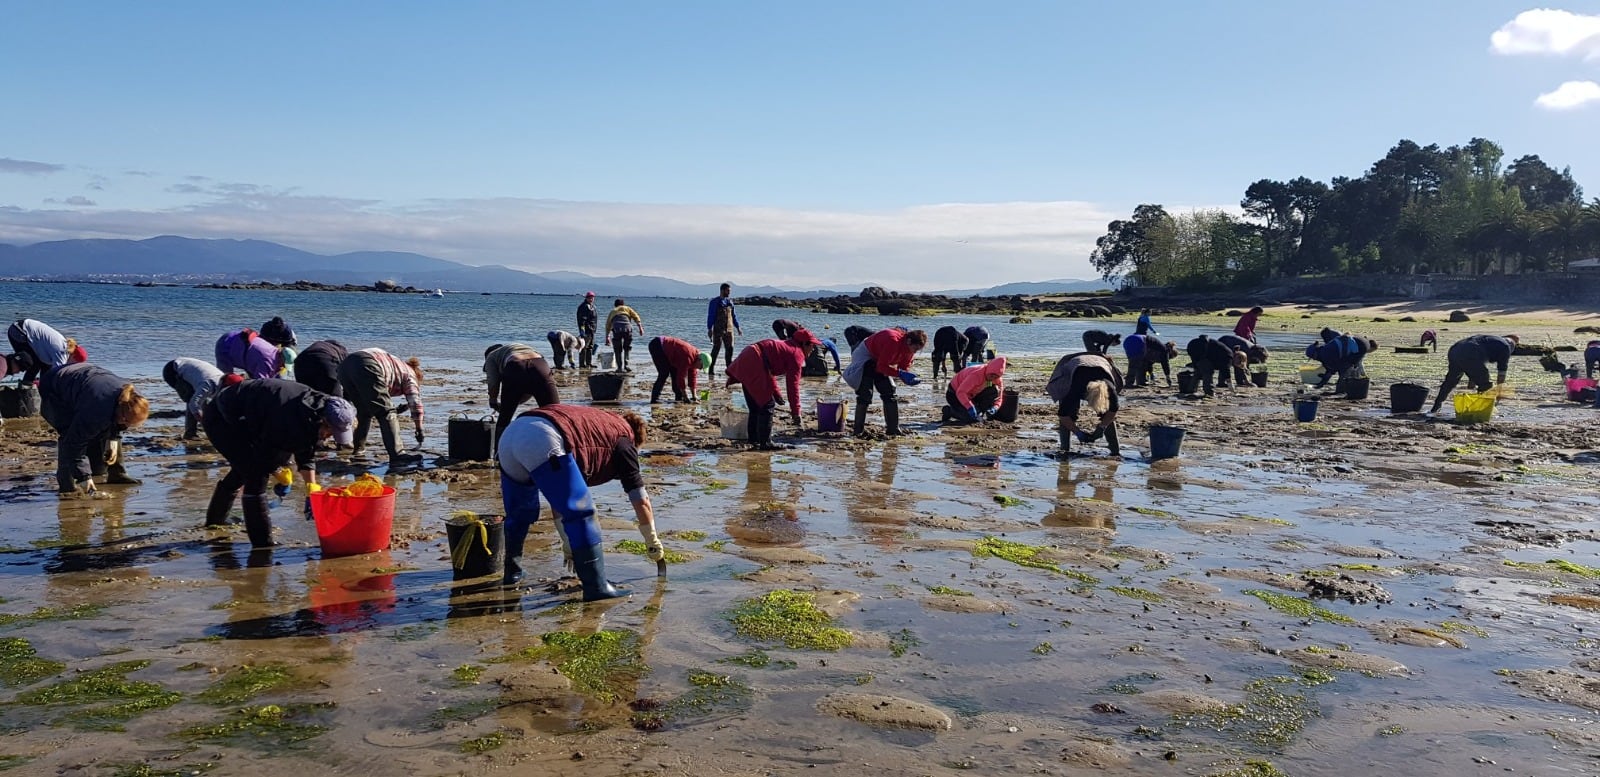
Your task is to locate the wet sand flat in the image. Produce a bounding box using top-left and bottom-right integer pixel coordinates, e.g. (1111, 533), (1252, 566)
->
(2, 314), (1600, 776)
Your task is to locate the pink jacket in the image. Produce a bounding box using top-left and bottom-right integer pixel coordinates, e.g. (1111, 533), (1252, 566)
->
(950, 357), (1006, 411)
(726, 338), (807, 413)
(865, 328), (916, 377)
(1233, 310), (1262, 341)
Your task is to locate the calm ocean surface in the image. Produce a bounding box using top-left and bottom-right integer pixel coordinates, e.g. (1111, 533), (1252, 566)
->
(0, 281), (1304, 380)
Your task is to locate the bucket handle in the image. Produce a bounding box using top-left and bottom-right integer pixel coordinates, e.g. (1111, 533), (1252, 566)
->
(449, 410), (496, 422)
(448, 512), (494, 569)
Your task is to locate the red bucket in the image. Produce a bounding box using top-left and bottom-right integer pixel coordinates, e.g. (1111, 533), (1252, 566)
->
(309, 486), (396, 558)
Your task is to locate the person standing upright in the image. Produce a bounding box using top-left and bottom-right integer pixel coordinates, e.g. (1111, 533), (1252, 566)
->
(706, 282), (742, 378)
(604, 298), (645, 372)
(576, 292), (599, 369)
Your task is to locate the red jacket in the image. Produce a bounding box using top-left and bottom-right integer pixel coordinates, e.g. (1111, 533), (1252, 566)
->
(523, 404), (643, 491)
(726, 338), (807, 413)
(865, 328), (917, 377)
(655, 336), (700, 398)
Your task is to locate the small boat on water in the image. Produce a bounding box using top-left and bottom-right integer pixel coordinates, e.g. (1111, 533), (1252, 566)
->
(428, 289), (444, 298)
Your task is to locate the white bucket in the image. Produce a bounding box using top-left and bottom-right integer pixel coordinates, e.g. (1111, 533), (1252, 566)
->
(719, 409), (750, 440)
(599, 352), (615, 369)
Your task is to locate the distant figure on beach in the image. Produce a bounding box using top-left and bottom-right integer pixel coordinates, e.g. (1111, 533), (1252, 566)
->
(942, 357), (1006, 424)
(576, 292), (599, 369)
(1587, 340), (1600, 379)
(1420, 329), (1438, 352)
(497, 404), (658, 598)
(1233, 307), (1264, 342)
(1186, 335), (1234, 395)
(40, 363), (149, 493)
(484, 343), (558, 447)
(1307, 333), (1375, 392)
(1430, 334), (1519, 414)
(339, 347), (426, 467)
(648, 336), (704, 404)
(706, 283), (742, 378)
(1136, 309), (1157, 336)
(258, 316), (297, 348)
(202, 380), (355, 548)
(771, 319), (802, 340)
(930, 326), (969, 380)
(1082, 329), (1121, 355)
(963, 325), (991, 364)
(604, 298), (645, 372)
(1046, 352), (1122, 456)
(546, 330), (585, 370)
(846, 328), (926, 437)
(726, 330), (817, 449)
(6, 318), (86, 384)
(844, 325), (876, 351)
(163, 357), (224, 439)
(215, 328), (280, 380)
(293, 340), (348, 398)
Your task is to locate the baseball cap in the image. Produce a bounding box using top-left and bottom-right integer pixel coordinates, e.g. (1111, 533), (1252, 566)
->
(322, 397), (357, 446)
(584, 291), (595, 297)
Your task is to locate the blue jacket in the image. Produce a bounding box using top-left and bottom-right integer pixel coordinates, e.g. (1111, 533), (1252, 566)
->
(1122, 334), (1147, 360)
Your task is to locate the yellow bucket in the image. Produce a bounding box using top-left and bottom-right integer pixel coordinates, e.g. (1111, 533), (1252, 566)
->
(1453, 392), (1495, 423)
(1297, 364), (1324, 385)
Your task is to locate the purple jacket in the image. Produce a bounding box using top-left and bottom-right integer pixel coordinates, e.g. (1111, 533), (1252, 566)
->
(215, 329), (279, 380)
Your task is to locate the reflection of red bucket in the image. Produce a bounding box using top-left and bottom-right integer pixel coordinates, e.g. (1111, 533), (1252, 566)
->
(309, 550), (398, 628)
(309, 486), (396, 558)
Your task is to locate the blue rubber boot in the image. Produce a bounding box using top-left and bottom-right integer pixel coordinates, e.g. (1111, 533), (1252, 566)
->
(534, 454), (629, 601)
(500, 472), (541, 587)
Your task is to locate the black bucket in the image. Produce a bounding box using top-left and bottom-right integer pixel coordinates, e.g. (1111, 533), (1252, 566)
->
(447, 415), (494, 461)
(446, 514), (504, 581)
(1343, 377), (1371, 401)
(1250, 371), (1269, 388)
(992, 389), (1020, 423)
(0, 385), (40, 418)
(589, 373), (625, 402)
(1177, 370), (1196, 395)
(1389, 383), (1428, 413)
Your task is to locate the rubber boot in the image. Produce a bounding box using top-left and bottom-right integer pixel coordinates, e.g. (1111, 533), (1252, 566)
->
(500, 472), (541, 588)
(624, 346), (634, 372)
(205, 484), (240, 527)
(884, 401), (902, 436)
(1057, 420), (1073, 454)
(852, 400), (869, 436)
(572, 543), (630, 602)
(1104, 423), (1121, 457)
(241, 493), (275, 547)
(105, 462), (141, 485)
(378, 413), (403, 459)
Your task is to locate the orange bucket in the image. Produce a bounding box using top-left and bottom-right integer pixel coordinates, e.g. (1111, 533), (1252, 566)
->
(309, 485), (396, 557)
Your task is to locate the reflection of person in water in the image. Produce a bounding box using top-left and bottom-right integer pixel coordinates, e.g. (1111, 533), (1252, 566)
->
(1041, 460), (1119, 532)
(843, 443), (915, 547)
(53, 486), (130, 546)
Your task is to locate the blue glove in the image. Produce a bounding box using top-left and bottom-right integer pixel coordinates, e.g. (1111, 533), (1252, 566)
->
(274, 483), (291, 499)
(898, 370), (921, 386)
(967, 406), (980, 421)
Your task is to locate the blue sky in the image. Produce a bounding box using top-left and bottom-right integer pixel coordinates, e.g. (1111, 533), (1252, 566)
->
(2, 2), (1596, 289)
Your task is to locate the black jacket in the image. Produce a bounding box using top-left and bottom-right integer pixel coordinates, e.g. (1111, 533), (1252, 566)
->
(206, 379), (328, 471)
(41, 363), (130, 489)
(294, 340), (347, 396)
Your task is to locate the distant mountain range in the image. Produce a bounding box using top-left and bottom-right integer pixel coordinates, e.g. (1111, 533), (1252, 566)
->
(0, 236), (1108, 298)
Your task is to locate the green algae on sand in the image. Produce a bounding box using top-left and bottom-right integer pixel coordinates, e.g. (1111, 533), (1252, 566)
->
(178, 703), (333, 749)
(973, 537), (1098, 584)
(14, 660), (181, 732)
(1174, 676), (1323, 749)
(1243, 589), (1354, 624)
(0, 604), (104, 629)
(196, 664), (299, 705)
(727, 590), (853, 651)
(505, 630), (648, 703)
(715, 649), (796, 670)
(632, 668), (755, 731)
(0, 637), (65, 687)
(614, 539), (691, 564)
(1107, 586), (1164, 603)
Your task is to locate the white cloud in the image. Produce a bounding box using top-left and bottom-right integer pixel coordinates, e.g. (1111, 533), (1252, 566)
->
(1535, 79), (1600, 109)
(0, 182), (1127, 290)
(1491, 9), (1600, 58)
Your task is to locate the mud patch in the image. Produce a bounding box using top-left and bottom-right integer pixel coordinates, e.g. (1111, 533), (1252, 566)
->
(814, 692), (952, 731)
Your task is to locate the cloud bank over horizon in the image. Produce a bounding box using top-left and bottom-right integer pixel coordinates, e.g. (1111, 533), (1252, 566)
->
(0, 162), (1119, 290)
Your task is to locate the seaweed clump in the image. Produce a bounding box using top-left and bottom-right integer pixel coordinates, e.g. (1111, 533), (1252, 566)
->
(727, 591), (853, 651)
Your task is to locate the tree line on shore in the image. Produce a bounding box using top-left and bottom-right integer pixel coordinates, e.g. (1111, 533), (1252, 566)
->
(1091, 137), (1600, 290)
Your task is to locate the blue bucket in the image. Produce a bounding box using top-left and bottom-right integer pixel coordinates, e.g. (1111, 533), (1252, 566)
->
(1295, 398), (1319, 422)
(1148, 425), (1185, 460)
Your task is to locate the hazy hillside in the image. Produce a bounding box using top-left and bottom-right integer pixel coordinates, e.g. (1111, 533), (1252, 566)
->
(0, 236), (1095, 298)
